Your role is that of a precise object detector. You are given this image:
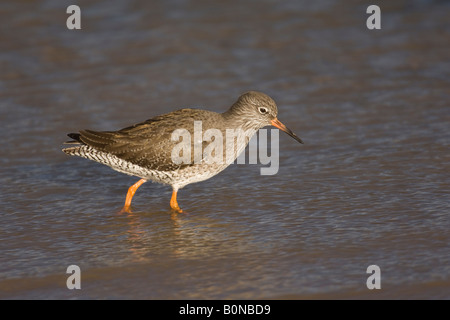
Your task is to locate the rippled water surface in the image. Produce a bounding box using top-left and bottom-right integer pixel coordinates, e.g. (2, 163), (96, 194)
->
(1, 0), (449, 299)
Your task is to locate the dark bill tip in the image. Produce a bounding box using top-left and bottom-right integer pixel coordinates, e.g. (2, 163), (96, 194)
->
(271, 119), (304, 144)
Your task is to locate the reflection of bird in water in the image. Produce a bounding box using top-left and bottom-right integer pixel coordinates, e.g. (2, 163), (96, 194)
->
(62, 91), (303, 213)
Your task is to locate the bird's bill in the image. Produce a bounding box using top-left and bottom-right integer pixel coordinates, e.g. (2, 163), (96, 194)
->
(271, 118), (304, 144)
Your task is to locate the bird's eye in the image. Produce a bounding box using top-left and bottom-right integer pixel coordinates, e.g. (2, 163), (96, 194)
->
(258, 107), (268, 114)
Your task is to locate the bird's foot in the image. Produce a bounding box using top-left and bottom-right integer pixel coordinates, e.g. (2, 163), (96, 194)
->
(170, 206), (183, 214)
(170, 190), (183, 214)
(119, 205), (132, 214)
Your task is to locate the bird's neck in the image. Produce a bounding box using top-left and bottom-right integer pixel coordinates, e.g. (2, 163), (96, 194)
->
(222, 103), (255, 131)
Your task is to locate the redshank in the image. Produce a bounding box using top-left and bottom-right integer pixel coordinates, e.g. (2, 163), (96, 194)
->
(62, 91), (303, 213)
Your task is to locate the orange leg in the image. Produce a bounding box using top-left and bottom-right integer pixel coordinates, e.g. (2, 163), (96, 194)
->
(119, 179), (146, 213)
(170, 189), (183, 213)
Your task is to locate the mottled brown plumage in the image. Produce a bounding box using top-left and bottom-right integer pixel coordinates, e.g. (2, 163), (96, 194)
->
(70, 109), (218, 171)
(62, 91), (303, 212)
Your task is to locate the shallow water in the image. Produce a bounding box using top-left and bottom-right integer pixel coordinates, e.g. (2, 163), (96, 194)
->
(1, 0), (449, 299)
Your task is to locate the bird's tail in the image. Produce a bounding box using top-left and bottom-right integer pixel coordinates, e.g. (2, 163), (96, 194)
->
(64, 133), (82, 144)
(62, 132), (85, 156)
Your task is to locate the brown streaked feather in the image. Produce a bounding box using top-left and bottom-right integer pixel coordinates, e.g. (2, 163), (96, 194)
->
(64, 133), (82, 144)
(68, 108), (222, 172)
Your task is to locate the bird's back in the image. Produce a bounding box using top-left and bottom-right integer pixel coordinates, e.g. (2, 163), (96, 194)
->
(63, 108), (234, 172)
